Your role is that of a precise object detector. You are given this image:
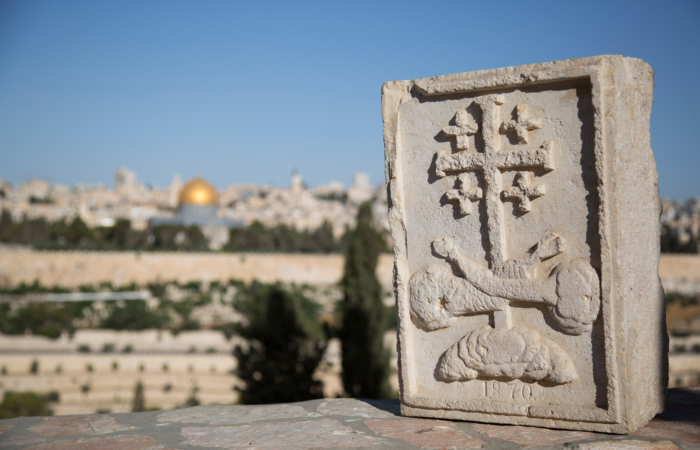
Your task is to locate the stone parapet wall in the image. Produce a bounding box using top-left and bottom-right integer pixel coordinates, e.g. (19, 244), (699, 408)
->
(0, 389), (698, 449)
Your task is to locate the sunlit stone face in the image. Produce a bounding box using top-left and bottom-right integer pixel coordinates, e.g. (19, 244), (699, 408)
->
(382, 55), (666, 433)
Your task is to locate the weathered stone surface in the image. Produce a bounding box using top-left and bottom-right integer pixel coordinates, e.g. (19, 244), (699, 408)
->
(633, 419), (700, 445)
(0, 391), (698, 450)
(180, 419), (379, 449)
(157, 404), (307, 424)
(0, 435), (45, 447)
(0, 425), (14, 434)
(20, 434), (170, 450)
(383, 55), (666, 433)
(316, 398), (399, 418)
(366, 418), (484, 449)
(29, 415), (137, 436)
(571, 440), (679, 450)
(472, 422), (596, 447)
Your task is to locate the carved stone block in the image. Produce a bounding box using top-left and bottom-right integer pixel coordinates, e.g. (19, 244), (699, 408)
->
(382, 55), (667, 433)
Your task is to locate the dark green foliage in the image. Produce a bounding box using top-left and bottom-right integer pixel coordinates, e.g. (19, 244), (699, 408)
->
(233, 283), (326, 404)
(0, 209), (209, 252)
(0, 391), (53, 419)
(150, 225), (208, 251)
(66, 216), (94, 245)
(339, 201), (392, 399)
(0, 209), (51, 246)
(0, 208), (355, 254)
(132, 382), (145, 412)
(183, 387), (200, 407)
(100, 301), (170, 331)
(29, 196), (53, 204)
(661, 225), (699, 254)
(665, 292), (700, 305)
(0, 209), (12, 241)
(97, 219), (135, 248)
(0, 280), (70, 295)
(226, 221), (341, 253)
(0, 301), (90, 338)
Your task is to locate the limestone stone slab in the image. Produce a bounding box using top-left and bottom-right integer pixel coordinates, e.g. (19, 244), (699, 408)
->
(180, 419), (379, 449)
(315, 398), (400, 418)
(365, 418), (485, 449)
(156, 404), (308, 425)
(472, 422), (597, 447)
(0, 435), (46, 447)
(572, 440), (680, 450)
(17, 434), (172, 450)
(29, 415), (137, 436)
(382, 55), (666, 433)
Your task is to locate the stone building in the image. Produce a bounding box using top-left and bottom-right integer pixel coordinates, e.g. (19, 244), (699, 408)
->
(150, 178), (242, 250)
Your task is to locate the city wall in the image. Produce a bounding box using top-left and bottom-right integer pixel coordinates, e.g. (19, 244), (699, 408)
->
(0, 248), (395, 290)
(0, 248), (698, 292)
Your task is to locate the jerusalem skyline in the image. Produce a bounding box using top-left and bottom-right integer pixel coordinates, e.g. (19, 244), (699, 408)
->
(2, 1), (699, 199)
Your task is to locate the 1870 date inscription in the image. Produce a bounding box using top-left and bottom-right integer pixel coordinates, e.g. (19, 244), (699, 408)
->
(480, 380), (540, 402)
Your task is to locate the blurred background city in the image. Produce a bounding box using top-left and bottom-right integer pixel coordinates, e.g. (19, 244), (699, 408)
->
(1, 0), (699, 419)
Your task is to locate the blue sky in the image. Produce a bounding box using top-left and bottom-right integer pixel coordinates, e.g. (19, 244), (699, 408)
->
(0, 1), (698, 198)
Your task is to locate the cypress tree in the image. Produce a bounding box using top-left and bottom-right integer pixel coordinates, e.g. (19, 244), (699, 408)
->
(339, 201), (391, 399)
(131, 382), (145, 412)
(233, 283), (325, 404)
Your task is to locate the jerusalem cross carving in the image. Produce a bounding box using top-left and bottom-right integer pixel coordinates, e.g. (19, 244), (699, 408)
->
(410, 94), (601, 384)
(383, 55), (666, 434)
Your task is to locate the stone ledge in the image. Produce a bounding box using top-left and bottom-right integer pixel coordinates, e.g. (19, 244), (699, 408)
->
(0, 388), (697, 449)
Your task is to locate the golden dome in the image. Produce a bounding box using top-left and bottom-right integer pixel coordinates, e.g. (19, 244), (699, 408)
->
(178, 177), (218, 205)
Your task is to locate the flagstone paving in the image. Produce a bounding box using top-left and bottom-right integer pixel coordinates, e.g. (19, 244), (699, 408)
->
(0, 387), (697, 449)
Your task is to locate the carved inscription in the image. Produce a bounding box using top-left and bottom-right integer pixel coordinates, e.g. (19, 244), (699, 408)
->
(482, 381), (538, 402)
(410, 96), (602, 385)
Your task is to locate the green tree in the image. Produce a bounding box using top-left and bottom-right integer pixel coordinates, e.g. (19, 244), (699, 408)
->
(0, 391), (53, 419)
(66, 216), (94, 245)
(99, 219), (133, 248)
(661, 225), (699, 254)
(227, 222), (275, 252)
(339, 201), (391, 399)
(132, 382), (145, 412)
(151, 225), (208, 251)
(311, 221), (336, 253)
(0, 209), (14, 242)
(233, 282), (325, 404)
(100, 300), (170, 330)
(0, 302), (87, 339)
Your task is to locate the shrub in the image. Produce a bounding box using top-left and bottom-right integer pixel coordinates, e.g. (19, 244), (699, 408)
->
(0, 391), (53, 419)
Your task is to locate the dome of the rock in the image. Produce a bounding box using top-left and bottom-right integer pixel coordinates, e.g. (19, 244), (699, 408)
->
(178, 178), (218, 205)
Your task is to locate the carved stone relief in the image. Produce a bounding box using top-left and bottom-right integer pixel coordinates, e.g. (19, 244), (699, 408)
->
(383, 56), (665, 433)
(410, 96), (600, 385)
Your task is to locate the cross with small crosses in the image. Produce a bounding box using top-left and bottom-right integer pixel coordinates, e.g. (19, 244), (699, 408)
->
(443, 110), (478, 150)
(502, 104), (541, 144)
(435, 95), (554, 267)
(502, 172), (546, 213)
(446, 173), (482, 216)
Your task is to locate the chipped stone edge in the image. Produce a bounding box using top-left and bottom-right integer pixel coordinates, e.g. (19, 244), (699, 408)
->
(382, 55), (665, 434)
